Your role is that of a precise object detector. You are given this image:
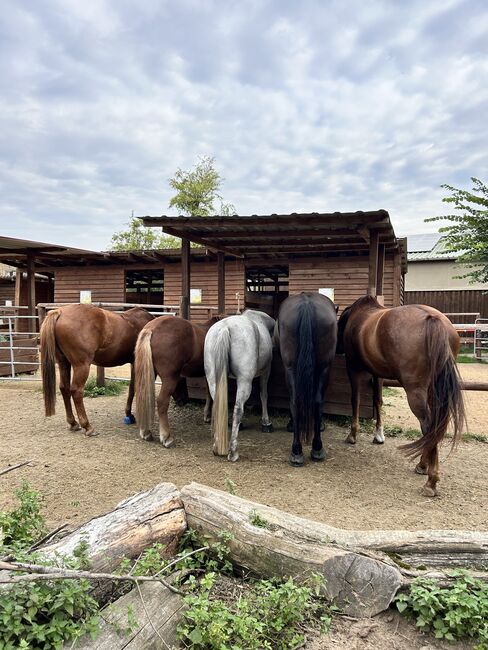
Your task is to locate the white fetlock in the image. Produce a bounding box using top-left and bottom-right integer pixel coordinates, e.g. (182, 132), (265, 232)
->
(373, 426), (385, 444)
(140, 429), (152, 441)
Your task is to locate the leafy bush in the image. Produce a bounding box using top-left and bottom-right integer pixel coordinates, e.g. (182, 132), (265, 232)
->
(0, 480), (46, 553)
(0, 552), (100, 650)
(83, 377), (127, 398)
(178, 573), (333, 649)
(396, 571), (488, 649)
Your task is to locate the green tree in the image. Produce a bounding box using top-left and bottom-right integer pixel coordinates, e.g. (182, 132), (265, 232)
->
(168, 156), (235, 216)
(426, 177), (488, 284)
(110, 217), (180, 250)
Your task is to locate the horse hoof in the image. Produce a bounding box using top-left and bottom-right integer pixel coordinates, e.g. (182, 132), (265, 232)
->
(84, 430), (99, 437)
(69, 423), (82, 432)
(289, 453), (304, 467)
(421, 485), (437, 497)
(373, 426), (385, 444)
(140, 431), (153, 441)
(163, 439), (175, 448)
(311, 448), (326, 462)
(345, 435), (356, 445)
(227, 452), (239, 462)
(124, 414), (136, 425)
(261, 423), (274, 433)
(203, 417), (211, 424)
(286, 419), (293, 433)
(372, 437), (384, 445)
(415, 463), (428, 475)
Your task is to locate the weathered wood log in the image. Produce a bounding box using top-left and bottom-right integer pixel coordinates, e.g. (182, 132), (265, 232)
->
(181, 483), (403, 617)
(181, 483), (488, 617)
(67, 582), (184, 650)
(41, 482), (186, 572)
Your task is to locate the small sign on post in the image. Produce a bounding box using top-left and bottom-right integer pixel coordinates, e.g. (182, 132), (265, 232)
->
(319, 288), (335, 302)
(80, 290), (92, 304)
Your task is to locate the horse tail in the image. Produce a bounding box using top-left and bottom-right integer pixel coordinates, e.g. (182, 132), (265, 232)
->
(402, 316), (466, 457)
(212, 327), (230, 456)
(295, 299), (316, 445)
(40, 309), (60, 417)
(135, 329), (155, 433)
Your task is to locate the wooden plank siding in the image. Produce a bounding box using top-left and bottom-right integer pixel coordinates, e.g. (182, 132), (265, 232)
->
(288, 254), (397, 311)
(54, 267), (125, 303)
(405, 290), (488, 320)
(163, 260), (245, 321)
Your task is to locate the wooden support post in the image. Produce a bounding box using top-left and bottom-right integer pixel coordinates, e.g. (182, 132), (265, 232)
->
(217, 252), (225, 315)
(376, 244), (385, 297)
(96, 366), (105, 388)
(14, 270), (22, 307)
(26, 251), (36, 318)
(181, 237), (190, 320)
(367, 230), (379, 297)
(393, 252), (401, 306)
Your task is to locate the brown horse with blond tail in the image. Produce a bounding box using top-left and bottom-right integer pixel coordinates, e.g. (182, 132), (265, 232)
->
(135, 315), (219, 447)
(40, 304), (153, 436)
(337, 296), (466, 497)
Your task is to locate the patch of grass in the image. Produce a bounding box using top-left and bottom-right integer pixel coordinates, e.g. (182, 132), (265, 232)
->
(84, 376), (127, 398)
(457, 354), (478, 364)
(382, 386), (399, 397)
(396, 570), (488, 647)
(384, 425), (403, 438)
(463, 432), (488, 444)
(224, 477), (237, 495)
(0, 480), (46, 554)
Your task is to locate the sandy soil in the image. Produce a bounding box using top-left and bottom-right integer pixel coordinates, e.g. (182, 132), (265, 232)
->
(0, 363), (485, 649)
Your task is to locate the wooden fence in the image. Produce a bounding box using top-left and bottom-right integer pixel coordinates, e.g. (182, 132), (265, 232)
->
(405, 290), (488, 319)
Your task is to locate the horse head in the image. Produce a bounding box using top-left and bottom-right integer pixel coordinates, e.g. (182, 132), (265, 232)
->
(123, 307), (155, 330)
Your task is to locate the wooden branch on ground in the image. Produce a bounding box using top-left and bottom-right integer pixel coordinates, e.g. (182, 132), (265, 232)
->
(0, 460), (33, 476)
(181, 483), (488, 617)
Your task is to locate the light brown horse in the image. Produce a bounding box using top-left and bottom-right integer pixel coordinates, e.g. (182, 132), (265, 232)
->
(40, 304), (154, 436)
(337, 296), (466, 496)
(135, 315), (219, 447)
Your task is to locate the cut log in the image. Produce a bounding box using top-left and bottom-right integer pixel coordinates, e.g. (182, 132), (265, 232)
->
(181, 483), (402, 617)
(68, 582), (185, 650)
(40, 482), (186, 572)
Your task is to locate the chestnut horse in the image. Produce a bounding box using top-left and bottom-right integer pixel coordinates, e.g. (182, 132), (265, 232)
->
(40, 304), (154, 436)
(275, 293), (337, 466)
(337, 296), (466, 496)
(135, 315), (219, 447)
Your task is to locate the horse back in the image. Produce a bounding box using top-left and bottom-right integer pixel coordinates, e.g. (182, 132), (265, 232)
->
(146, 316), (207, 378)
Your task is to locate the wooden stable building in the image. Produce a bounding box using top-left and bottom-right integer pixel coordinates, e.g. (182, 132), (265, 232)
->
(1, 213), (407, 415)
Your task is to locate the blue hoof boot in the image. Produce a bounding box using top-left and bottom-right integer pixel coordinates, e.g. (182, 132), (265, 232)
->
(261, 423), (274, 433)
(124, 414), (136, 425)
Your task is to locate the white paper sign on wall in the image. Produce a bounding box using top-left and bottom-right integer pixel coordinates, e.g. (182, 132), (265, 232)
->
(319, 288), (335, 302)
(80, 290), (92, 304)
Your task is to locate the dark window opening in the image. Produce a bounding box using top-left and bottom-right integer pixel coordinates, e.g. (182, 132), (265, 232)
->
(245, 266), (289, 317)
(125, 269), (164, 305)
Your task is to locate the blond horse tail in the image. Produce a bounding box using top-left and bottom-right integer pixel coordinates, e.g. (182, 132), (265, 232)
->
(135, 329), (155, 433)
(212, 327), (230, 456)
(40, 309), (60, 417)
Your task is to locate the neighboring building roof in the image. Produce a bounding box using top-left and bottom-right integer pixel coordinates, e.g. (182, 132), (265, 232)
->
(407, 233), (459, 261)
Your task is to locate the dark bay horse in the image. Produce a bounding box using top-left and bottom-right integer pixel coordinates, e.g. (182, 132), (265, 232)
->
(275, 292), (337, 466)
(135, 315), (219, 447)
(337, 296), (466, 496)
(40, 304), (154, 436)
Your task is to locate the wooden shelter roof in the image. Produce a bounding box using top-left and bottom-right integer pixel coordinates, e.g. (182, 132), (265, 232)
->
(141, 211), (406, 265)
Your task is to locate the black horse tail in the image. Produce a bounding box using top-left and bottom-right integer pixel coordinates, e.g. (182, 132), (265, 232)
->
(295, 299), (317, 445)
(402, 315), (466, 457)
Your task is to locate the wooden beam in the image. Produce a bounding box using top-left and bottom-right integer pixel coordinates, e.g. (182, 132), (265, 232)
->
(368, 230), (380, 297)
(163, 227), (243, 258)
(26, 251), (36, 317)
(376, 244), (385, 296)
(181, 237), (190, 320)
(217, 252), (225, 315)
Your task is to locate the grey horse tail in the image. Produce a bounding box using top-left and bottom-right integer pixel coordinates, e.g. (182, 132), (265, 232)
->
(295, 298), (317, 445)
(212, 326), (230, 456)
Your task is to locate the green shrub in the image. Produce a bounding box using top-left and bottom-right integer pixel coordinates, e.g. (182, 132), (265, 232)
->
(83, 377), (127, 398)
(0, 481), (46, 553)
(178, 574), (334, 649)
(396, 571), (488, 648)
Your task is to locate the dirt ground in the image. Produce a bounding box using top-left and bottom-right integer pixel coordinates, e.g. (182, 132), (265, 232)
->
(0, 363), (486, 649)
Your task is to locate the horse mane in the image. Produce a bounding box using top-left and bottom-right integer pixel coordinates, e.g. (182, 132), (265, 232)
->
(336, 295), (383, 353)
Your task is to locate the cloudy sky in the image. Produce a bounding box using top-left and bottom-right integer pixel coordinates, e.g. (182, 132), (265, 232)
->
(1, 0), (487, 251)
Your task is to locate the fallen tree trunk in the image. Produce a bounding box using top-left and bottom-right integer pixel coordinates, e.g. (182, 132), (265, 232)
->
(67, 582), (185, 650)
(181, 483), (488, 617)
(41, 482), (186, 572)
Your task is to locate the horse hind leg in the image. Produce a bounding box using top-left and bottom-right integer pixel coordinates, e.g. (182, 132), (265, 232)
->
(345, 369), (365, 444)
(259, 368), (273, 433)
(311, 367), (330, 461)
(157, 377), (178, 448)
(405, 387), (439, 496)
(58, 356), (81, 431)
(228, 378), (253, 462)
(372, 376), (385, 444)
(70, 363), (95, 436)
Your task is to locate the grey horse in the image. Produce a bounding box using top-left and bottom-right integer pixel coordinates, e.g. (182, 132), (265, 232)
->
(204, 309), (275, 462)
